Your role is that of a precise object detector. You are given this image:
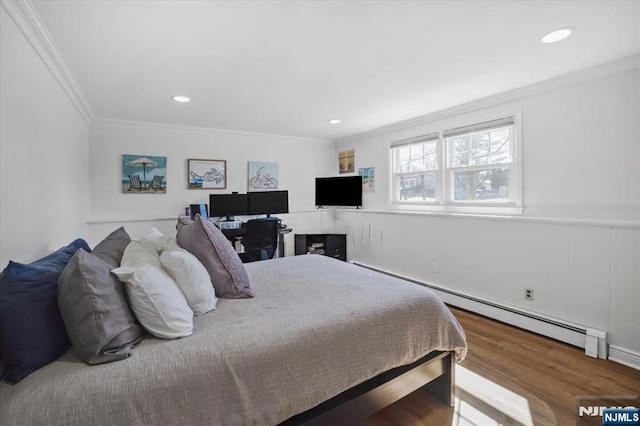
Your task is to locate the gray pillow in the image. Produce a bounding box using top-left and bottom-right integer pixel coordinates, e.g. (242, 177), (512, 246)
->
(58, 229), (142, 365)
(93, 226), (131, 268)
(176, 215), (253, 299)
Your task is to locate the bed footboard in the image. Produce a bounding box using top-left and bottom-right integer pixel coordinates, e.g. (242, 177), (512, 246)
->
(280, 351), (455, 426)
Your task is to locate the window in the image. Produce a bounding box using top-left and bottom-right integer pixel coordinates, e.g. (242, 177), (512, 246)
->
(391, 116), (521, 212)
(391, 134), (439, 203)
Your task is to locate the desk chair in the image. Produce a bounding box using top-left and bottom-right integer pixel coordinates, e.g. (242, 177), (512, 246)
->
(239, 218), (279, 263)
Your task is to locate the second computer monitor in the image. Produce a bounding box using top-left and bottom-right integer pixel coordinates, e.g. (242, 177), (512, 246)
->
(247, 190), (289, 217)
(209, 193), (248, 220)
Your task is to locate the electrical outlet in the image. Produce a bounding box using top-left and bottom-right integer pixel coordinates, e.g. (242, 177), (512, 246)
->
(524, 288), (534, 301)
(431, 262), (438, 274)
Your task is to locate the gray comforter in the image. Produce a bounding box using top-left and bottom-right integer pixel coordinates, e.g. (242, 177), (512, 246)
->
(0, 255), (467, 425)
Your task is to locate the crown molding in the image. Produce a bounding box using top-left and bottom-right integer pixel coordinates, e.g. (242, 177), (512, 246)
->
(337, 54), (640, 144)
(1, 0), (94, 123)
(91, 117), (334, 144)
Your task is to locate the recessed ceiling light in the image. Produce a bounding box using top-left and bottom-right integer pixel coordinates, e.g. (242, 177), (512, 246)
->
(541, 27), (575, 44)
(172, 95), (191, 103)
(328, 119), (341, 124)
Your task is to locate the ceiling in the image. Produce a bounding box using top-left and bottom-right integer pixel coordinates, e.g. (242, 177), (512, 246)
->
(30, 1), (640, 141)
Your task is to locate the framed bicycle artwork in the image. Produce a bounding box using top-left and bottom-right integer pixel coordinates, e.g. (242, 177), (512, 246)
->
(247, 161), (279, 192)
(187, 159), (226, 189)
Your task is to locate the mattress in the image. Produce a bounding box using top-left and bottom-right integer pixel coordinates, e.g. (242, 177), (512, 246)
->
(0, 254), (467, 425)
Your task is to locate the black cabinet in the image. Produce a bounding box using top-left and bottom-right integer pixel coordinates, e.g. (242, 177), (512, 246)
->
(294, 234), (347, 262)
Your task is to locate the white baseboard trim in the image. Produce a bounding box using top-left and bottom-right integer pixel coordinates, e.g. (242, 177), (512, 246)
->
(351, 260), (588, 348)
(608, 346), (640, 370)
(352, 261), (640, 369)
(435, 290), (588, 349)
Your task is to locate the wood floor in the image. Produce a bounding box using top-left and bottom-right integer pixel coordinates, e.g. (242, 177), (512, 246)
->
(363, 307), (640, 426)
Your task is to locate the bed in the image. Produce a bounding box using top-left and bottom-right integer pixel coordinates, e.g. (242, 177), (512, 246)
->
(0, 254), (467, 425)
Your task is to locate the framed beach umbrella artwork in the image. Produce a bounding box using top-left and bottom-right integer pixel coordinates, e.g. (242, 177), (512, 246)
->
(122, 154), (167, 194)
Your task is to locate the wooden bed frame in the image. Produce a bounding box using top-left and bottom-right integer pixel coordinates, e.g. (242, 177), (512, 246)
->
(280, 350), (455, 425)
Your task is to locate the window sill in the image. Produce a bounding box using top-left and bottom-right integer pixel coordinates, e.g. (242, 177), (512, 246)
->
(389, 203), (524, 216)
(335, 208), (639, 229)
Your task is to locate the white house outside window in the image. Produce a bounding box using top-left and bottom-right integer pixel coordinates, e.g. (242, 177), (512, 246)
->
(390, 116), (521, 213)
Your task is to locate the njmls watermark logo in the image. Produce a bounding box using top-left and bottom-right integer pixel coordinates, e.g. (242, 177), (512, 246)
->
(577, 396), (640, 426)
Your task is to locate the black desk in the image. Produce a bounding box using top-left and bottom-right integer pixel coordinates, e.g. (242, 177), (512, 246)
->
(221, 225), (292, 258)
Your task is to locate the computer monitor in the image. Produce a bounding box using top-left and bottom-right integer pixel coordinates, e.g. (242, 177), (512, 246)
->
(209, 193), (248, 221)
(189, 204), (208, 220)
(247, 190), (289, 217)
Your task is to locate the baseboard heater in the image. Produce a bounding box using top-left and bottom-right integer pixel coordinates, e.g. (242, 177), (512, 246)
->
(351, 261), (605, 356)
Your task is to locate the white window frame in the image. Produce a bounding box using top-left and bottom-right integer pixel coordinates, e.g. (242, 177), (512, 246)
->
(389, 114), (523, 215)
(390, 133), (440, 205)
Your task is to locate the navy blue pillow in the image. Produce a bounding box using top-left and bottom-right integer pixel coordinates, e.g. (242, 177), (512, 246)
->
(0, 239), (90, 383)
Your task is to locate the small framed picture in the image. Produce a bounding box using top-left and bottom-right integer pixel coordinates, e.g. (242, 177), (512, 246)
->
(247, 161), (279, 192)
(339, 149), (355, 173)
(187, 159), (226, 189)
(359, 167), (375, 192)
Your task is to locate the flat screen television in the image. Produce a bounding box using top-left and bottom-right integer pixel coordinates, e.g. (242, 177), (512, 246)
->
(209, 193), (248, 220)
(315, 176), (363, 207)
(247, 190), (289, 217)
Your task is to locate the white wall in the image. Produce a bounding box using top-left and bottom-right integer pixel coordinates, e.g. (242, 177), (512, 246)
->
(335, 67), (640, 362)
(0, 6), (89, 268)
(87, 122), (336, 252)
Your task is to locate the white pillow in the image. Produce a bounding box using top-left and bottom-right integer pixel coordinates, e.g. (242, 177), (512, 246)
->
(141, 227), (165, 243)
(160, 247), (217, 316)
(112, 241), (193, 339)
(121, 239), (162, 267)
(140, 227), (176, 252)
